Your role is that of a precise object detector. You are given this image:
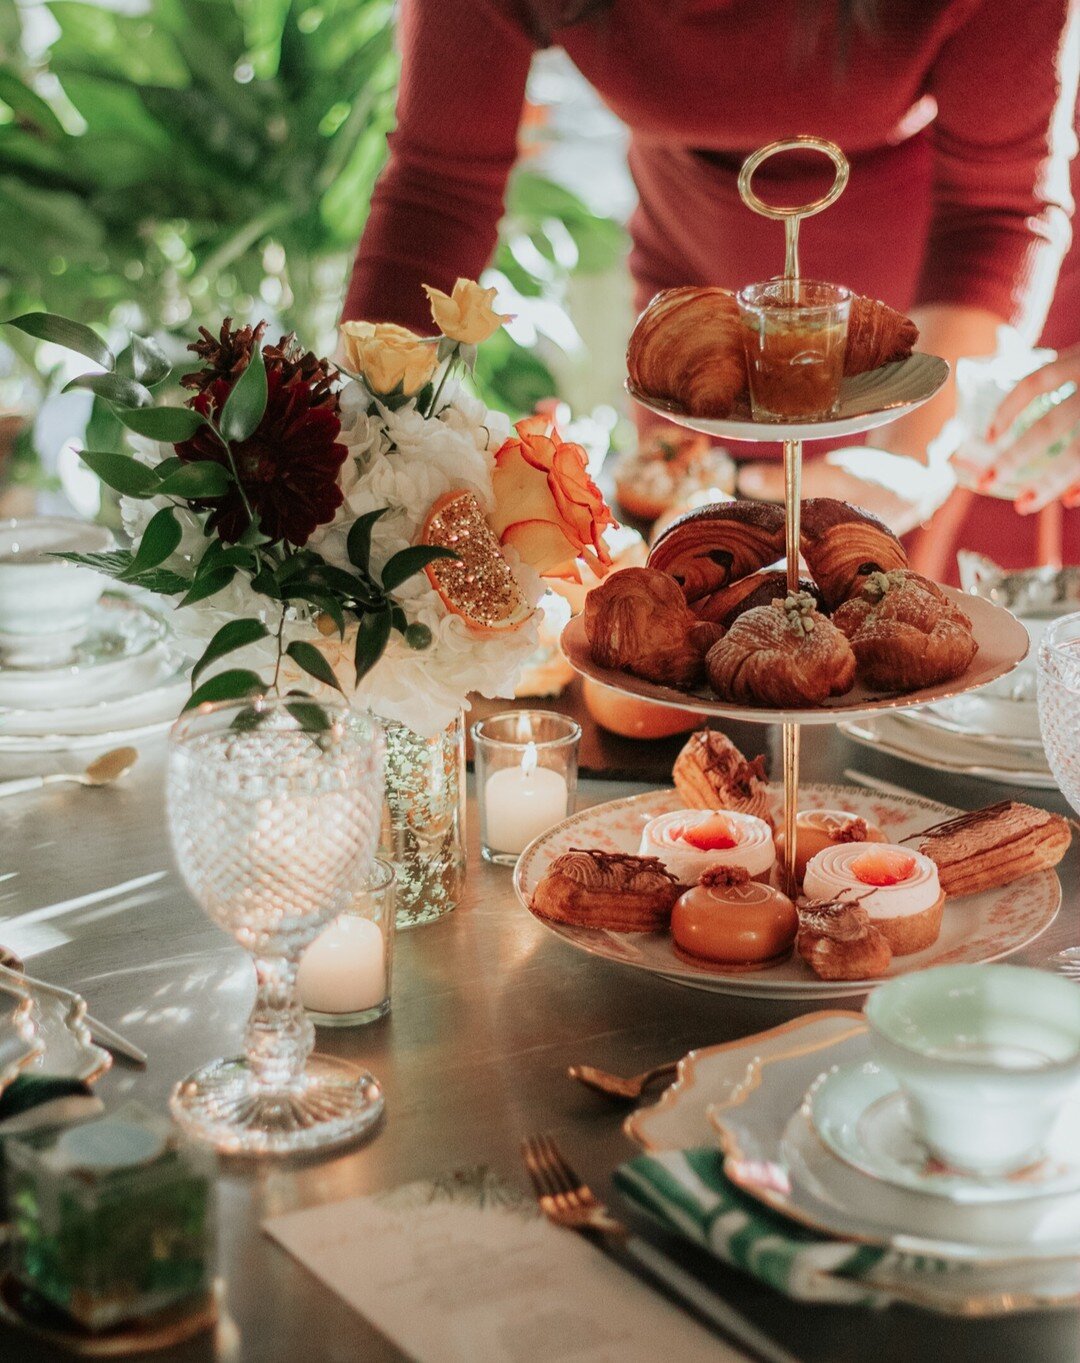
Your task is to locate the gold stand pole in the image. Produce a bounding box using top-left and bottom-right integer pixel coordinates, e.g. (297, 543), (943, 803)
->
(781, 437), (802, 899)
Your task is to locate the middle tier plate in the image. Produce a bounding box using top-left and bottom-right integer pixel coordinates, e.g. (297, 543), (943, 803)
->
(561, 588), (1028, 725)
(514, 785), (1060, 1001)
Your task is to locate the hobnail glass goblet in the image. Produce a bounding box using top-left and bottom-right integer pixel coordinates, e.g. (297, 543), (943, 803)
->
(1038, 613), (1080, 815)
(167, 696), (385, 1155)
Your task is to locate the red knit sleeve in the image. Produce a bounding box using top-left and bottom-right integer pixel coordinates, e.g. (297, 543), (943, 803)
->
(916, 0), (1079, 339)
(342, 0), (536, 330)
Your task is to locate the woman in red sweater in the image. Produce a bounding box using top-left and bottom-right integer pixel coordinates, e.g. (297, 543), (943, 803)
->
(344, 0), (1080, 575)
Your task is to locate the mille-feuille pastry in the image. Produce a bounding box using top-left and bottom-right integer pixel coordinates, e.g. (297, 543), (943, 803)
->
(671, 866), (797, 970)
(647, 500), (786, 603)
(774, 810), (887, 886)
(833, 569), (978, 691)
(796, 896), (893, 981)
(627, 287), (747, 419)
(916, 801), (1072, 897)
(799, 498), (908, 610)
(672, 729), (771, 824)
(694, 569), (823, 628)
(844, 295), (919, 376)
(802, 843), (945, 955)
(705, 591), (857, 708)
(613, 431), (736, 522)
(583, 567), (722, 689)
(640, 808), (776, 885)
(531, 849), (681, 932)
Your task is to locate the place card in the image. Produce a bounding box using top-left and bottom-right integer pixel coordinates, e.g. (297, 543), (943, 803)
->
(264, 1169), (749, 1362)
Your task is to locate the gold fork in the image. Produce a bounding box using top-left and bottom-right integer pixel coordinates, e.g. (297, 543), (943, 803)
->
(521, 1134), (802, 1363)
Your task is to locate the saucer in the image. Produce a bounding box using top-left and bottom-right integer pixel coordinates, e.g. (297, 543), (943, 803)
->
(808, 1061), (1080, 1203)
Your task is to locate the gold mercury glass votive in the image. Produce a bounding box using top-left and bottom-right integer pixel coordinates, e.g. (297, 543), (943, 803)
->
(737, 278), (851, 421)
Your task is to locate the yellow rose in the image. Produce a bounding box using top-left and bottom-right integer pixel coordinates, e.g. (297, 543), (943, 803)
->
(422, 278), (512, 345)
(339, 321), (438, 396)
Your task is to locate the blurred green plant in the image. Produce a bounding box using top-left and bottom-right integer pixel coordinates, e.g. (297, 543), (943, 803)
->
(0, 0), (627, 469)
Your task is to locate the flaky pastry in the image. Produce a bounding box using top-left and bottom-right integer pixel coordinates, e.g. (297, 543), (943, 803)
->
(917, 801), (1072, 896)
(531, 848), (681, 932)
(647, 501), (786, 603)
(799, 498), (908, 610)
(627, 287), (746, 418)
(795, 896), (892, 981)
(584, 567), (721, 689)
(672, 729), (772, 824)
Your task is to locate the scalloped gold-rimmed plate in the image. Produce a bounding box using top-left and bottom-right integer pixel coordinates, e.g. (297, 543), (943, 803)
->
(561, 589), (1029, 726)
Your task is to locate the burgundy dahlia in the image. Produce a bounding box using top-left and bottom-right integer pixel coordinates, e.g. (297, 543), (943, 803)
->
(174, 322), (347, 547)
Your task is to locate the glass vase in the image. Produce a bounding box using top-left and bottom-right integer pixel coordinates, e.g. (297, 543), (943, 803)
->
(380, 714), (466, 929)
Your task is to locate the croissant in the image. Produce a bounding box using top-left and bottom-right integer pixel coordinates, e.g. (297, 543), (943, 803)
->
(648, 501), (786, 602)
(832, 569), (977, 691)
(694, 569), (823, 627)
(584, 567), (723, 689)
(705, 592), (857, 707)
(627, 287), (747, 418)
(845, 296), (919, 376)
(799, 497), (908, 610)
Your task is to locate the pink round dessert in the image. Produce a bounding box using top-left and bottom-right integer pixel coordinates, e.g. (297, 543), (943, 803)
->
(638, 808), (775, 884)
(802, 842), (945, 956)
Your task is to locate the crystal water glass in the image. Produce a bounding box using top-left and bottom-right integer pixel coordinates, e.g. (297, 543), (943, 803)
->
(1038, 613), (1080, 814)
(167, 696), (385, 1156)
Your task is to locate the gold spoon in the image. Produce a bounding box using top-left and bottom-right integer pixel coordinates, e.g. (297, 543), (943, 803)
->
(568, 1059), (679, 1102)
(0, 746), (138, 800)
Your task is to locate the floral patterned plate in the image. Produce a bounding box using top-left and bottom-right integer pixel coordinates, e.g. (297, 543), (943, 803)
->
(513, 784), (1060, 1000)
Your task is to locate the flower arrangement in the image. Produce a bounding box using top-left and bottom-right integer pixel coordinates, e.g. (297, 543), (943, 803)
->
(5, 280), (614, 736)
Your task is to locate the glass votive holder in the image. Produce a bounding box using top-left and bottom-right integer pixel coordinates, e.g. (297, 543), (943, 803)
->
(472, 710), (580, 866)
(297, 858), (396, 1027)
(736, 278), (851, 421)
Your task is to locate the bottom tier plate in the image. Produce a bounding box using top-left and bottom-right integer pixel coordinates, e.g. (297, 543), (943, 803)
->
(514, 785), (1060, 1000)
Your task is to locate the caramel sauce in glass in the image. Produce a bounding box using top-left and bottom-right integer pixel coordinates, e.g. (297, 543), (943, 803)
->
(737, 278), (851, 421)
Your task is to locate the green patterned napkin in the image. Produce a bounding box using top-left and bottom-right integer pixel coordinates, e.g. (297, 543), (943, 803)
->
(615, 1148), (890, 1305)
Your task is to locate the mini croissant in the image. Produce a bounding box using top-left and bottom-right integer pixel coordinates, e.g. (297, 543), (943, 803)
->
(845, 295), (919, 376)
(584, 567), (722, 689)
(627, 287), (747, 419)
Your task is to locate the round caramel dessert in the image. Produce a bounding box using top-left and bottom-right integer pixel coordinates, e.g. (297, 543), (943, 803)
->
(802, 843), (944, 955)
(639, 808), (775, 884)
(774, 810), (887, 885)
(531, 849), (681, 932)
(671, 866), (797, 969)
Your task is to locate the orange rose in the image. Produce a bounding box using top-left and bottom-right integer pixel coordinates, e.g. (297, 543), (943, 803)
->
(490, 416), (616, 579)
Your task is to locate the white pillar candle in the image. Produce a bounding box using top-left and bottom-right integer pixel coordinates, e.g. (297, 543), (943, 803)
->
(483, 742), (568, 855)
(297, 915), (386, 1015)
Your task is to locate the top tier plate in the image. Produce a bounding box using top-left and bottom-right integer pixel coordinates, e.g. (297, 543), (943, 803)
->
(627, 353), (949, 442)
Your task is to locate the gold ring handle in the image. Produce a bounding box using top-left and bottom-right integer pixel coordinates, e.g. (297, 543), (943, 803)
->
(737, 136), (850, 279)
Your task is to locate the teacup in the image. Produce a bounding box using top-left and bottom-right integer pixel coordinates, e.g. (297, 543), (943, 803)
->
(865, 964), (1080, 1177)
(0, 517), (114, 668)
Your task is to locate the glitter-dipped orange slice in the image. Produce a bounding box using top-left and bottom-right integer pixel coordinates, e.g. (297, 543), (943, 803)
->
(421, 490), (533, 634)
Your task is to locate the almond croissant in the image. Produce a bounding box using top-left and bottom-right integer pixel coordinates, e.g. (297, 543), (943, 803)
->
(584, 567), (722, 689)
(845, 295), (919, 376)
(627, 287), (747, 418)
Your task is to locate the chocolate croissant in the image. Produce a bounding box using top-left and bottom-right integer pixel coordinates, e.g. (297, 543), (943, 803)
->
(694, 569), (824, 628)
(584, 566), (722, 689)
(705, 591), (857, 707)
(627, 287), (747, 418)
(647, 501), (786, 603)
(832, 568), (977, 691)
(799, 498), (908, 610)
(845, 296), (919, 376)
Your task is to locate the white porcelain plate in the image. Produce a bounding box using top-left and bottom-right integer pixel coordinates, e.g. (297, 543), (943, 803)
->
(840, 712), (1055, 789)
(561, 589), (1029, 726)
(626, 353), (950, 443)
(514, 785), (1060, 1000)
(808, 1060), (1080, 1203)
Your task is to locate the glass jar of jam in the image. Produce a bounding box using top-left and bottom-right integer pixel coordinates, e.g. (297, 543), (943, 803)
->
(737, 278), (851, 421)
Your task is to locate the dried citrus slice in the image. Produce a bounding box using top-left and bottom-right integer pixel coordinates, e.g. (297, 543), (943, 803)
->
(421, 490), (532, 634)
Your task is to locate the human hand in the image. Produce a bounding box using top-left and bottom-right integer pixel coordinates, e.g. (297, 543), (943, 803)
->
(981, 346), (1080, 514)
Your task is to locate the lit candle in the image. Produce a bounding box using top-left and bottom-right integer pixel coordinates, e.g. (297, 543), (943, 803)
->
(297, 915), (386, 1016)
(483, 741), (568, 855)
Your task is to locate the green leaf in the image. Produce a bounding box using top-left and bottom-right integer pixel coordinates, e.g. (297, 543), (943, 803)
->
(157, 461), (231, 498)
(353, 605), (392, 683)
(183, 668), (267, 712)
(285, 700), (332, 732)
(54, 550), (190, 595)
(128, 333), (171, 386)
(118, 506), (181, 581)
(115, 406), (205, 442)
(178, 567), (236, 607)
(4, 312), (114, 370)
(78, 450), (159, 498)
(285, 640), (343, 694)
(381, 545), (458, 594)
(346, 508), (386, 571)
(64, 372), (154, 408)
(219, 346), (267, 443)
(190, 618), (269, 688)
